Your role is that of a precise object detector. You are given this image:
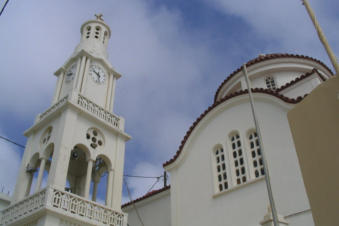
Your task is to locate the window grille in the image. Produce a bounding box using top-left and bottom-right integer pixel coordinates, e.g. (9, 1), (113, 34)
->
(214, 147), (228, 192)
(248, 131), (265, 178)
(230, 133), (247, 185)
(265, 76), (277, 90)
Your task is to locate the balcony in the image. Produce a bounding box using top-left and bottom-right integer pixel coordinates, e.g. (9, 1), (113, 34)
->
(1, 186), (127, 226)
(34, 93), (121, 131)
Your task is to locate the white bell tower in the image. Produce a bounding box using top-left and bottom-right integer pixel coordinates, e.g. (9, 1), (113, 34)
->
(2, 15), (130, 226)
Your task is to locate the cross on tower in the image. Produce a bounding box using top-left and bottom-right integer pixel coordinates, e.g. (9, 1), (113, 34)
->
(95, 13), (104, 21)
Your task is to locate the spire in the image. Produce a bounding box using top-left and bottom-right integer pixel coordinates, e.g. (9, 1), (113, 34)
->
(72, 14), (112, 60)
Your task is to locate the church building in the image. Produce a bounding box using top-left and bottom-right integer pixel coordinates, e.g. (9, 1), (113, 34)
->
(0, 16), (334, 226)
(122, 54), (332, 226)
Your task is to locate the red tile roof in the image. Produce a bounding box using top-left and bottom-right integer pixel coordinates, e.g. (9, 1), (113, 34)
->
(163, 89), (306, 168)
(214, 53), (333, 103)
(276, 68), (326, 92)
(122, 185), (170, 208)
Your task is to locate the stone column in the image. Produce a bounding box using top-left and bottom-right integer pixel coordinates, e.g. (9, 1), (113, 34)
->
(25, 172), (34, 196)
(84, 159), (94, 199)
(106, 169), (114, 206)
(92, 174), (100, 202)
(35, 158), (46, 193)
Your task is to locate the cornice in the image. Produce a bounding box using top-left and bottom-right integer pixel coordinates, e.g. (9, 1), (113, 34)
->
(54, 50), (121, 79)
(276, 68), (326, 92)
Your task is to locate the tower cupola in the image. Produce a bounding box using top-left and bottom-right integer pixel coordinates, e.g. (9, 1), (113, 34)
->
(74, 14), (111, 60)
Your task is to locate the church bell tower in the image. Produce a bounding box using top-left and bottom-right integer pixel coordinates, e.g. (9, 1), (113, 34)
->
(1, 15), (130, 226)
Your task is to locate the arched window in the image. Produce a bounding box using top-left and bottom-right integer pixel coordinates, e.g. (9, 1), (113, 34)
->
(86, 26), (91, 39)
(214, 146), (228, 192)
(248, 131), (265, 178)
(95, 26), (101, 39)
(265, 76), (277, 90)
(230, 133), (247, 185)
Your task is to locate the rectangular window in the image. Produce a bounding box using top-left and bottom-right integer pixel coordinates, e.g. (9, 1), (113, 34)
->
(248, 131), (265, 178)
(215, 147), (228, 192)
(230, 133), (247, 185)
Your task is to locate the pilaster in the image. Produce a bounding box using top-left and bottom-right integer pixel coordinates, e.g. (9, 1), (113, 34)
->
(47, 108), (78, 190)
(12, 133), (36, 202)
(111, 136), (125, 210)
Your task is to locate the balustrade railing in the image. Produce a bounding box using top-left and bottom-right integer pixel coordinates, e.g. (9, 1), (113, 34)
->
(77, 94), (120, 129)
(36, 94), (121, 130)
(1, 188), (47, 225)
(39, 95), (69, 120)
(1, 186), (126, 226)
(50, 188), (125, 226)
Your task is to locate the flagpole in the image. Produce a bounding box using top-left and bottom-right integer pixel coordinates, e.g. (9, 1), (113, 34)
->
(243, 64), (279, 226)
(302, 0), (339, 75)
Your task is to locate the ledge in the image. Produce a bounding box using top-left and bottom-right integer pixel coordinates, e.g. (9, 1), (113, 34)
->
(213, 176), (265, 198)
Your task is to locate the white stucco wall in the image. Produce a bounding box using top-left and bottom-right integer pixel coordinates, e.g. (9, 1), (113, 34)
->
(0, 193), (11, 211)
(167, 94), (313, 226)
(123, 189), (171, 226)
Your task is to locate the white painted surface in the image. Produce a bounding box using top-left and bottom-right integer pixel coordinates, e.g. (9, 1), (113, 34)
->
(123, 189), (171, 226)
(166, 95), (313, 226)
(5, 17), (129, 226)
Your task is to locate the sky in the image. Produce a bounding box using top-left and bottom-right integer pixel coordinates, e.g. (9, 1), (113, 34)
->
(0, 0), (338, 204)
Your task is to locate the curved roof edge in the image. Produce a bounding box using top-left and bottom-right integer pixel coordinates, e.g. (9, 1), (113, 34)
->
(214, 53), (333, 103)
(121, 185), (170, 208)
(276, 68), (325, 92)
(163, 89), (305, 168)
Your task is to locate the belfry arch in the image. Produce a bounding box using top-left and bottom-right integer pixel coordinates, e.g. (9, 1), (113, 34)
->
(66, 144), (91, 197)
(25, 152), (40, 196)
(91, 154), (112, 205)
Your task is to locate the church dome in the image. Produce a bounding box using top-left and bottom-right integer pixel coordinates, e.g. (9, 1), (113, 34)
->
(214, 53), (333, 103)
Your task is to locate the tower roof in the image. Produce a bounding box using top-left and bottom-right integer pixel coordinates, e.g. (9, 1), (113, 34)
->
(80, 14), (111, 38)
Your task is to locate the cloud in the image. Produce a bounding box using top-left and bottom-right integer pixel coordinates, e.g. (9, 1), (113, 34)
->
(202, 0), (339, 62)
(1, 0), (338, 203)
(123, 162), (164, 204)
(0, 130), (22, 195)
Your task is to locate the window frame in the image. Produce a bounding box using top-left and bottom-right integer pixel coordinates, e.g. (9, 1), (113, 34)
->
(246, 129), (265, 179)
(228, 131), (250, 186)
(212, 144), (230, 193)
(265, 76), (277, 91)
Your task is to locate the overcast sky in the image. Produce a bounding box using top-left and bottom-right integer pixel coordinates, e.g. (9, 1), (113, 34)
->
(0, 0), (338, 204)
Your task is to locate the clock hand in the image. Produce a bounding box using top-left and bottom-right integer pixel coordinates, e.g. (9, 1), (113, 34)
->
(94, 71), (101, 78)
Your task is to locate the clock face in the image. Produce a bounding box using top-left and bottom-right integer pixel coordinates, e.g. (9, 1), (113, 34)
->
(89, 64), (106, 84)
(65, 63), (77, 82)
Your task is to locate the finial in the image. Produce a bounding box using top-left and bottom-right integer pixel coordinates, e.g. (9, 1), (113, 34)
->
(95, 13), (104, 21)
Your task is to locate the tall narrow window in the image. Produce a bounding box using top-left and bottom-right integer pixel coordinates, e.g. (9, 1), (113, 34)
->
(230, 133), (247, 185)
(265, 76), (277, 90)
(214, 147), (228, 192)
(248, 131), (265, 178)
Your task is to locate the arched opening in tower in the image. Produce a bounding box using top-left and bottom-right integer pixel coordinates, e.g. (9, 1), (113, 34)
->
(90, 155), (110, 205)
(66, 145), (90, 197)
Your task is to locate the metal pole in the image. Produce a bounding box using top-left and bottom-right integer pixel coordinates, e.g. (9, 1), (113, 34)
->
(242, 64), (279, 226)
(302, 0), (339, 75)
(0, 0), (10, 16)
(164, 171), (167, 187)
